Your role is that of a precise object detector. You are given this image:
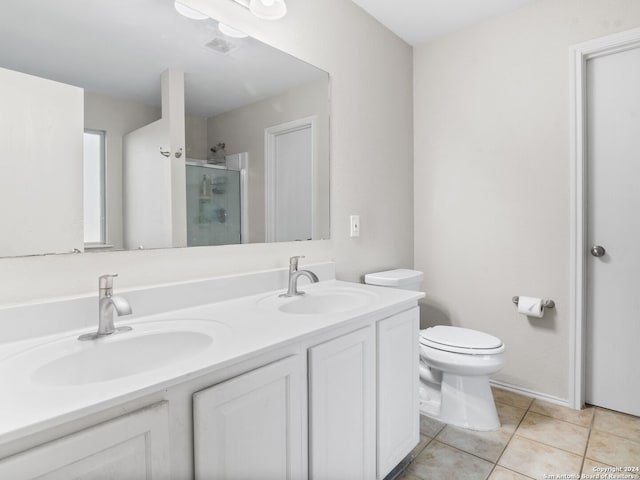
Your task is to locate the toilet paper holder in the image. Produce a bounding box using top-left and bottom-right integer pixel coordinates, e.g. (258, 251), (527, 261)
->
(512, 296), (555, 309)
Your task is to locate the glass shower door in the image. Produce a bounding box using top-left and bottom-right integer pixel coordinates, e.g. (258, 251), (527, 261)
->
(186, 165), (241, 246)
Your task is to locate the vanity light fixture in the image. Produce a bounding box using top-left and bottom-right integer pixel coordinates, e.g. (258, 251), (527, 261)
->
(174, 1), (209, 20)
(232, 0), (287, 20)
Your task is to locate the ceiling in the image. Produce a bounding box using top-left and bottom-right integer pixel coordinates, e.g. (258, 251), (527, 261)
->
(0, 0), (540, 113)
(351, 0), (539, 46)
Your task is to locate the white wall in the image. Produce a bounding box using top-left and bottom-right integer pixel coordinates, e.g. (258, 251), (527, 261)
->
(414, 0), (640, 400)
(85, 92), (161, 249)
(208, 80), (329, 243)
(185, 114), (209, 161)
(0, 0), (413, 305)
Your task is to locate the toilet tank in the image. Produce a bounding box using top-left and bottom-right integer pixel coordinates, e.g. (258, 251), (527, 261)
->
(364, 269), (424, 291)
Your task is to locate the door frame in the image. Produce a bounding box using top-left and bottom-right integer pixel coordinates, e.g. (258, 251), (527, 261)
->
(264, 116), (317, 242)
(569, 27), (640, 410)
(224, 152), (250, 244)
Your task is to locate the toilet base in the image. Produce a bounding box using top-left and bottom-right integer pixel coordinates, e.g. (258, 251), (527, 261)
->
(419, 382), (441, 418)
(419, 373), (500, 431)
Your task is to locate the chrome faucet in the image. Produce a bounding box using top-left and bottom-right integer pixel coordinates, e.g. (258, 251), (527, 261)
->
(280, 256), (319, 297)
(78, 274), (133, 341)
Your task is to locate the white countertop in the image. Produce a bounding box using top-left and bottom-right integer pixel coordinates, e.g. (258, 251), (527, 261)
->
(0, 280), (423, 445)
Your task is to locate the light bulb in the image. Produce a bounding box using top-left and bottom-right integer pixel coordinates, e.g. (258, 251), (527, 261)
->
(174, 1), (209, 20)
(219, 22), (249, 39)
(248, 0), (287, 20)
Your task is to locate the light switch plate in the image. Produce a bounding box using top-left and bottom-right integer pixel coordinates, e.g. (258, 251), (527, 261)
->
(350, 215), (360, 237)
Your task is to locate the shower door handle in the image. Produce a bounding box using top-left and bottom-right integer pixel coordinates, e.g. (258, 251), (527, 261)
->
(590, 245), (606, 257)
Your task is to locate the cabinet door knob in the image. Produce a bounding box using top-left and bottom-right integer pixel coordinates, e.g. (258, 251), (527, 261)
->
(590, 245), (606, 257)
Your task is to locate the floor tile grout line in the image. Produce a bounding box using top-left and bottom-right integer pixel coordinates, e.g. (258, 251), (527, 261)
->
(582, 408), (640, 472)
(428, 439), (497, 467)
(580, 406), (598, 474)
(591, 429), (640, 444)
(404, 422), (444, 476)
(492, 395), (533, 470)
(514, 420), (591, 457)
(525, 406), (594, 429)
(510, 432), (586, 460)
(433, 419), (514, 465)
(495, 393), (586, 479)
(405, 392), (640, 480)
(511, 396), (601, 462)
(412, 435), (432, 460)
(495, 464), (538, 480)
(529, 400), (596, 428)
(415, 420), (507, 477)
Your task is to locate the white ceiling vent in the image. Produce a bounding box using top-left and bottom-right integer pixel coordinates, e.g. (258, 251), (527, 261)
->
(204, 37), (240, 55)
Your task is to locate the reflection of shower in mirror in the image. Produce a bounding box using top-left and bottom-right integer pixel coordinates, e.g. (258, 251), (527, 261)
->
(186, 156), (247, 247)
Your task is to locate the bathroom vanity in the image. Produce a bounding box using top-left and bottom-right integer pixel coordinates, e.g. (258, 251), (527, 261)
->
(0, 263), (423, 479)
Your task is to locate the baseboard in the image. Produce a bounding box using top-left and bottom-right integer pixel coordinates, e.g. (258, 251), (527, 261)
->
(383, 455), (413, 480)
(490, 379), (571, 408)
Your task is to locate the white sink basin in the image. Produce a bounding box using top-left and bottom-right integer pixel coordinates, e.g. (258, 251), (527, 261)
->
(259, 288), (378, 315)
(4, 319), (231, 386)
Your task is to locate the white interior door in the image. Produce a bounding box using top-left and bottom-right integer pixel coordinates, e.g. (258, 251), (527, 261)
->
(585, 45), (640, 417)
(266, 118), (314, 242)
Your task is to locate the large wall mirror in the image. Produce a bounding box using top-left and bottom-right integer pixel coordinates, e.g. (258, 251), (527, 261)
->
(0, 0), (330, 258)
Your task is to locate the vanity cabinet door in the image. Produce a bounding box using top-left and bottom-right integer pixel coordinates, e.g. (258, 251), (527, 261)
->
(0, 402), (170, 480)
(377, 308), (420, 479)
(193, 355), (307, 480)
(308, 326), (376, 480)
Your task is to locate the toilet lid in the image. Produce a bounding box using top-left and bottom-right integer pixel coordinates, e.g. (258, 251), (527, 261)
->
(420, 326), (503, 353)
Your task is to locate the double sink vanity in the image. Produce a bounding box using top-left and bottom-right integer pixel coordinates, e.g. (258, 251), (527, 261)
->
(0, 261), (423, 479)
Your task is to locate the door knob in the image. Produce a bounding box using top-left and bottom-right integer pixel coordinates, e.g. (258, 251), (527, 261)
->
(590, 245), (606, 257)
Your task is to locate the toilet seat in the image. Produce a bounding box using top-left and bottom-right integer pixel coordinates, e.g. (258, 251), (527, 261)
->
(420, 326), (505, 355)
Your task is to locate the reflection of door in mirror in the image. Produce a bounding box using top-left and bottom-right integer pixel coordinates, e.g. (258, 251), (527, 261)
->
(266, 117), (315, 242)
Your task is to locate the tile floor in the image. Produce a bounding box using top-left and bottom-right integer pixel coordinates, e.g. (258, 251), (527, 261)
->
(397, 387), (640, 480)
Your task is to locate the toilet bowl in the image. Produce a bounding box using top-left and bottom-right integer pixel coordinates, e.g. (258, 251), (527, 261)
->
(364, 269), (505, 431)
(419, 325), (505, 431)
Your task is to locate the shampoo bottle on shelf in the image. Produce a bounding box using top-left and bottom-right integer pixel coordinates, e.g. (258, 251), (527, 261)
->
(200, 174), (210, 197)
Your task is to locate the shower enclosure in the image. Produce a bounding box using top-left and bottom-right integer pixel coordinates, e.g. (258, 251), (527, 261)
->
(186, 163), (241, 246)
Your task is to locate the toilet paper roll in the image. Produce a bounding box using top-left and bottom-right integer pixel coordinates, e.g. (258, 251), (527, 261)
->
(517, 296), (544, 318)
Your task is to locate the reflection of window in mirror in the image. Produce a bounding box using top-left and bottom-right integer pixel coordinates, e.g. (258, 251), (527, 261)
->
(83, 130), (106, 247)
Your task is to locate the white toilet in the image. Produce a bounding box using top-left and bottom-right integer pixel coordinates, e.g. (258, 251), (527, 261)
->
(364, 269), (505, 432)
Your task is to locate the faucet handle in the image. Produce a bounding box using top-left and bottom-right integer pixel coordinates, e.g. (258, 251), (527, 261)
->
(289, 256), (305, 271)
(98, 273), (119, 293)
